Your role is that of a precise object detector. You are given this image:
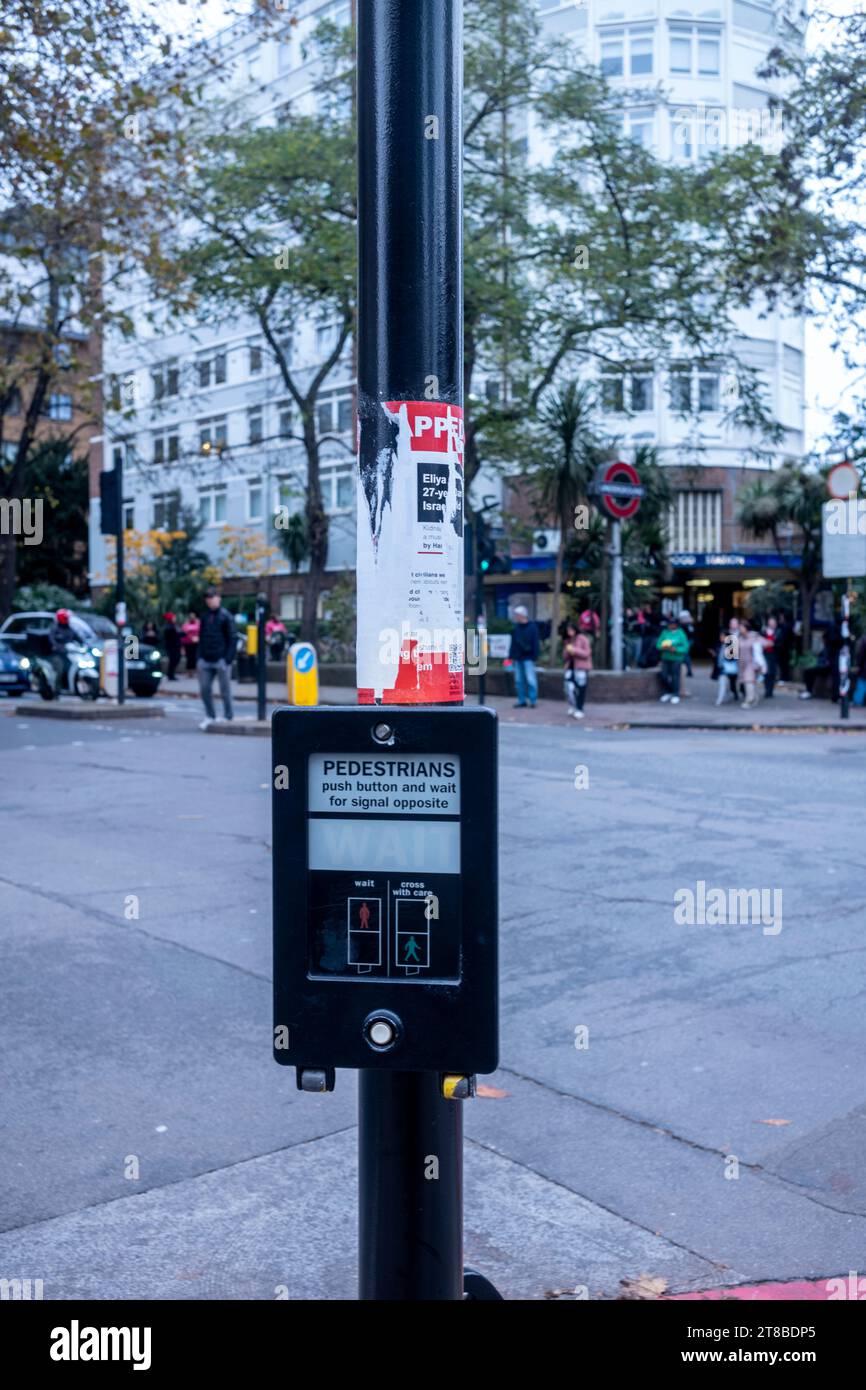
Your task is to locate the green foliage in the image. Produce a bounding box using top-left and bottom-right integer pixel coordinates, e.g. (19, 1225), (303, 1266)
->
(275, 512), (310, 573)
(15, 441), (89, 595)
(11, 582), (79, 613)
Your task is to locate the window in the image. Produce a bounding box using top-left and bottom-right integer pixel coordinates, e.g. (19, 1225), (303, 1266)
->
(152, 359), (179, 401)
(602, 368), (653, 414)
(601, 374), (625, 413)
(122, 498), (135, 531)
(697, 368), (720, 413)
(630, 33), (653, 76)
(6, 386), (22, 415)
(199, 486), (228, 526)
(624, 106), (656, 148)
(600, 26), (655, 79)
(669, 369), (693, 413)
(278, 401), (293, 438)
(153, 429), (179, 465)
(197, 352), (226, 389)
(249, 343), (263, 375)
(317, 386), (354, 435)
(153, 490), (180, 531)
(248, 479), (263, 520)
(600, 36), (623, 78)
(631, 373), (654, 412)
(48, 393), (72, 420)
(671, 107), (725, 162)
(316, 322), (344, 358)
(248, 408), (263, 444)
(668, 491), (722, 551)
(668, 24), (721, 78)
(321, 463), (354, 512)
(53, 342), (72, 369)
(198, 417), (228, 455)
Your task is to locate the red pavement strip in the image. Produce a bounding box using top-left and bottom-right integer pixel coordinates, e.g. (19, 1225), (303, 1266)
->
(666, 1274), (862, 1300)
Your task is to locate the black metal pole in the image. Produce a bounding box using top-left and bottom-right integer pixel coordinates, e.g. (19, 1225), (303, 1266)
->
(256, 591), (267, 723)
(116, 455), (125, 705)
(357, 0), (465, 1301)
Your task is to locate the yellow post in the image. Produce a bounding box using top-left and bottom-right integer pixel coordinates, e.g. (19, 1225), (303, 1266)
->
(246, 624), (258, 656)
(287, 642), (319, 706)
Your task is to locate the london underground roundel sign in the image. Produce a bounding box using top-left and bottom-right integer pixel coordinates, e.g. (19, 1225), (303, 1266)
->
(594, 461), (644, 520)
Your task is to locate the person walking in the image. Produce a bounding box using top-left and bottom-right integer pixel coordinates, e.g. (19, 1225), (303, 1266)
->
(509, 605), (540, 709)
(162, 612), (182, 681)
(181, 612), (200, 672)
(738, 619), (762, 708)
(715, 618), (740, 706)
(142, 619), (159, 645)
(197, 587), (236, 729)
(761, 616), (778, 699)
(678, 609), (695, 679)
(852, 628), (866, 707)
(563, 620), (592, 720)
(656, 614), (689, 703)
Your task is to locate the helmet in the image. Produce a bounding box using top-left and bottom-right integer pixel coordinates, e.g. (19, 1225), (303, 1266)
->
(56, 609), (70, 626)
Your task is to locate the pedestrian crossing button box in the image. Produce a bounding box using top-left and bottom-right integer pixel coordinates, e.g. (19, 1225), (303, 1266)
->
(272, 706), (498, 1074)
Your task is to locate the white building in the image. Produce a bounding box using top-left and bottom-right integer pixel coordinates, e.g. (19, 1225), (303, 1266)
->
(90, 0), (809, 636)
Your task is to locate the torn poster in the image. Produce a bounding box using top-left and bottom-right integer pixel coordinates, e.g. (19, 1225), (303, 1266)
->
(357, 399), (464, 704)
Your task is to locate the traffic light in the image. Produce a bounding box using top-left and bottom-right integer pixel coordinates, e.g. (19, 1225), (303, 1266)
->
(475, 514), (508, 575)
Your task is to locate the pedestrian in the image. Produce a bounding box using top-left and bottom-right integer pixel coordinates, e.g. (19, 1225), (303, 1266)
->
(563, 620), (592, 720)
(579, 607), (600, 639)
(799, 630), (833, 700)
(852, 629), (866, 707)
(142, 619), (159, 645)
(509, 605), (540, 709)
(162, 612), (182, 681)
(656, 614), (689, 703)
(181, 611), (200, 672)
(715, 618), (740, 706)
(197, 586), (237, 729)
(775, 613), (794, 683)
(678, 609), (695, 679)
(266, 612), (288, 660)
(761, 616), (778, 699)
(738, 619), (762, 708)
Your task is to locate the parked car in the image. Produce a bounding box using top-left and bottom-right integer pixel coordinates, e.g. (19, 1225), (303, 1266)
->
(0, 636), (32, 696)
(0, 611), (164, 697)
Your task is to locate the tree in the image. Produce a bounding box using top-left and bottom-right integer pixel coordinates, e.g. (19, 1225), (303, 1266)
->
(14, 441), (89, 596)
(0, 0), (217, 618)
(737, 462), (827, 649)
(524, 382), (603, 661)
(174, 19), (356, 643)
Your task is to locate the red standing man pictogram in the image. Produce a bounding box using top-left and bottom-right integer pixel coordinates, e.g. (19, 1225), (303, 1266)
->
(359, 901), (371, 930)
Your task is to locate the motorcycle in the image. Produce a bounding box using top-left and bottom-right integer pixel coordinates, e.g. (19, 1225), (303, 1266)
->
(27, 631), (102, 701)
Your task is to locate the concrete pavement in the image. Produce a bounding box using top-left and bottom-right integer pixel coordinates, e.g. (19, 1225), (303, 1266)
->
(0, 704), (864, 1298)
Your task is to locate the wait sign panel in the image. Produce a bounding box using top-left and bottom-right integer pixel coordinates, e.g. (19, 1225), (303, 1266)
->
(272, 708), (498, 1075)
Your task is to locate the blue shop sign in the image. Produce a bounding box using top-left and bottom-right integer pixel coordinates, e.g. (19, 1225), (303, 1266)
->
(669, 552), (801, 570)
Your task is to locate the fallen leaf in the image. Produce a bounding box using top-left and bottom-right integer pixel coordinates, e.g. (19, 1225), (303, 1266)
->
(477, 1084), (510, 1099)
(618, 1274), (668, 1300)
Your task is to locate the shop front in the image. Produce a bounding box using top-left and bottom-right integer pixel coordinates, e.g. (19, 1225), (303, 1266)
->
(668, 551), (801, 660)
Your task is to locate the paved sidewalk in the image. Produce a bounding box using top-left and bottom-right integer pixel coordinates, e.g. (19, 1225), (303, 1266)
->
(161, 668), (866, 732)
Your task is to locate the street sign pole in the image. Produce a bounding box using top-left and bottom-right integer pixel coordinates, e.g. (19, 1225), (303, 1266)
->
(611, 519), (623, 674)
(115, 455), (125, 706)
(356, 0), (471, 1301)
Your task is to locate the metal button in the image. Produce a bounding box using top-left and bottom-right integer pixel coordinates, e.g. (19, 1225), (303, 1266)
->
(368, 1019), (395, 1047)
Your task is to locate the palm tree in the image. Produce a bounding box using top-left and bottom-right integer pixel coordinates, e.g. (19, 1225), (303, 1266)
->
(737, 463), (825, 649)
(531, 382), (603, 662)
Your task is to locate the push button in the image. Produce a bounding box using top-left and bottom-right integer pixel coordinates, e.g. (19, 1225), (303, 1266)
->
(363, 1010), (402, 1051)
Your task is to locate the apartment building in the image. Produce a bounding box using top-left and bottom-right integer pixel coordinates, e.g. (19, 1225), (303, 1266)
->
(90, 0), (809, 646)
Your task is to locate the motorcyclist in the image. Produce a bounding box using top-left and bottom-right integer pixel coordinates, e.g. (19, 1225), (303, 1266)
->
(48, 609), (79, 691)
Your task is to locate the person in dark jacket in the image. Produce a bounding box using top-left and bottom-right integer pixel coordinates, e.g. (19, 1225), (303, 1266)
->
(197, 587), (236, 727)
(509, 605), (540, 708)
(162, 612), (182, 681)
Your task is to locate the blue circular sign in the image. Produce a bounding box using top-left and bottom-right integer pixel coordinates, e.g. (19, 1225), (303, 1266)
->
(294, 645), (315, 674)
